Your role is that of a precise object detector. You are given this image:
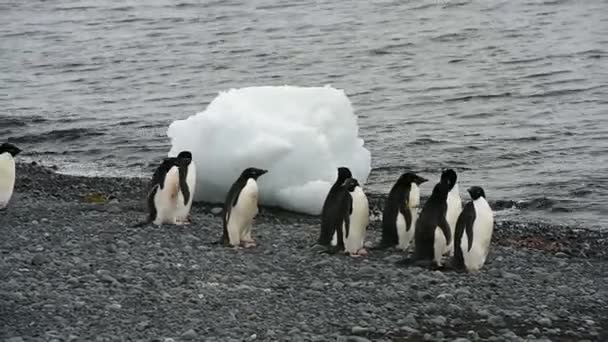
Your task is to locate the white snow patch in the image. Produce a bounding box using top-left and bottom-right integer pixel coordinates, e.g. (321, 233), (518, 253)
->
(167, 85), (371, 215)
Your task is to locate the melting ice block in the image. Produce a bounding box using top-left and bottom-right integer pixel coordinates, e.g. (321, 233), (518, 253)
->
(166, 85), (371, 215)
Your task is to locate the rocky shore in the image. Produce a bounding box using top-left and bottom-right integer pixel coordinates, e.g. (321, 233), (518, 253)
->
(1, 163), (606, 342)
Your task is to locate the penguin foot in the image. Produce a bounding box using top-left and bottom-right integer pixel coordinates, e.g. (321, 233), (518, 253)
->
(349, 247), (368, 257)
(241, 241), (257, 248)
(431, 262), (446, 271)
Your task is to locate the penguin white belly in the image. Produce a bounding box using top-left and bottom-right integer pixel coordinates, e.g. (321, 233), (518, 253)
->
(227, 179), (259, 245)
(409, 183), (420, 208)
(463, 198), (494, 272)
(396, 212), (407, 250)
(433, 226), (447, 266)
(153, 166), (181, 225)
(344, 187), (369, 255)
(0, 154), (16, 209)
(444, 184), (462, 255)
(175, 163), (196, 221)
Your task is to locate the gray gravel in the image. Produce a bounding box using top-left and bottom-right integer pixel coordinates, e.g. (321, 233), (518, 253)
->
(1, 163), (607, 341)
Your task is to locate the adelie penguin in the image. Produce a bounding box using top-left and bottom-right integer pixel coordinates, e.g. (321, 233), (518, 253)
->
(453, 186), (494, 272)
(318, 166), (352, 246)
(135, 151), (195, 226)
(221, 167), (268, 249)
(441, 169), (463, 256)
(0, 142), (22, 210)
(374, 172), (428, 251)
(398, 180), (451, 269)
(325, 178), (370, 257)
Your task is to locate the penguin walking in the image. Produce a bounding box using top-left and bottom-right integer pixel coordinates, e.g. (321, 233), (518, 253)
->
(398, 181), (451, 269)
(174, 151), (196, 225)
(340, 178), (370, 257)
(441, 169), (463, 256)
(453, 186), (494, 272)
(221, 167), (268, 248)
(135, 151), (193, 226)
(375, 172), (428, 251)
(318, 167), (352, 246)
(0, 143), (22, 210)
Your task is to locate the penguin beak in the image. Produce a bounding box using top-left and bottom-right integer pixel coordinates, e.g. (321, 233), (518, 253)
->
(13, 146), (21, 156)
(259, 169), (268, 176)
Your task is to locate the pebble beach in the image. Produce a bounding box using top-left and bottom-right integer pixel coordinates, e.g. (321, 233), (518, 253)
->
(1, 162), (606, 342)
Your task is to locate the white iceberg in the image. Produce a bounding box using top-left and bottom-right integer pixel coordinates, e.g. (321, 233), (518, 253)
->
(166, 85), (371, 215)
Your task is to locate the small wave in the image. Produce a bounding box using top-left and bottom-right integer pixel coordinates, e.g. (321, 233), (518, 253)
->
(522, 85), (605, 98)
(410, 138), (446, 145)
(499, 57), (545, 65)
(445, 92), (512, 102)
(9, 128), (104, 144)
(521, 70), (570, 79)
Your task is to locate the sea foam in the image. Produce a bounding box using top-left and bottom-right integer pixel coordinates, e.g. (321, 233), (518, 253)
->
(167, 85), (371, 215)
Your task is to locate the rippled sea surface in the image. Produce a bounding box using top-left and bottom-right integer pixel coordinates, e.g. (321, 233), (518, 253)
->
(2, 0), (607, 229)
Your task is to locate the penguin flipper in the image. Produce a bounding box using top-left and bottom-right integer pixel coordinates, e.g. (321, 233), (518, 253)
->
(176, 159), (190, 205)
(454, 202), (476, 267)
(438, 215), (452, 247)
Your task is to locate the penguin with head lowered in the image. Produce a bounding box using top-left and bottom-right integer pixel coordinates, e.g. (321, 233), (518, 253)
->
(318, 167), (352, 246)
(0, 142), (22, 210)
(440, 169), (463, 256)
(375, 172), (428, 251)
(398, 179), (451, 269)
(135, 151), (194, 226)
(173, 151), (196, 224)
(221, 167), (268, 248)
(453, 186), (494, 272)
(325, 177), (370, 257)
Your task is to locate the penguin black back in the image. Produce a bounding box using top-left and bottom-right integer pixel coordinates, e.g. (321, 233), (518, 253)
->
(146, 157), (178, 222)
(318, 167), (352, 245)
(221, 167), (267, 245)
(414, 182), (451, 260)
(379, 172), (427, 248)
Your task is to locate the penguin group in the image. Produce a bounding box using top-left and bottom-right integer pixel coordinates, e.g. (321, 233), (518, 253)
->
(1, 140), (493, 272)
(319, 167), (495, 273)
(139, 151), (268, 250)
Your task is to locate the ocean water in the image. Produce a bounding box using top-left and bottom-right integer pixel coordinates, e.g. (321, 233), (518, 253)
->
(1, 0), (606, 229)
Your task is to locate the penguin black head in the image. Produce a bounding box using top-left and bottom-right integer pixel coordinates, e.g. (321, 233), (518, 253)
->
(397, 172), (428, 186)
(177, 151), (192, 160)
(242, 167), (268, 180)
(467, 186), (486, 200)
(342, 178), (359, 192)
(440, 169), (457, 190)
(0, 143), (21, 157)
(337, 167), (352, 181)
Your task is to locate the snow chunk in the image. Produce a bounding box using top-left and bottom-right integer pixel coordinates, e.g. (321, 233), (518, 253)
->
(166, 85), (371, 215)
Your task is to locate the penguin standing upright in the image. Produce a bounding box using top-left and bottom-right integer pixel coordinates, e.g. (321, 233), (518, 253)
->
(318, 167), (352, 246)
(0, 142), (22, 210)
(441, 169), (463, 256)
(340, 178), (369, 257)
(411, 181), (452, 268)
(135, 151), (192, 227)
(222, 167), (268, 248)
(453, 186), (494, 272)
(174, 151), (196, 224)
(376, 172), (428, 251)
